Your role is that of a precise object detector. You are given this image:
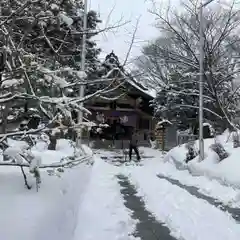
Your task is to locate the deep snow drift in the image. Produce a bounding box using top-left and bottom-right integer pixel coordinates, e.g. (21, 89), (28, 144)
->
(0, 139), (92, 240)
(165, 130), (240, 189)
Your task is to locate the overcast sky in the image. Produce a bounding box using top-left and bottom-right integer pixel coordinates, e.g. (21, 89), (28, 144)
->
(90, 0), (160, 65)
(89, 0), (233, 66)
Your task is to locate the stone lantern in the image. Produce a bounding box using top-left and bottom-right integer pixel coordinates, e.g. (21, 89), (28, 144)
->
(155, 119), (172, 151)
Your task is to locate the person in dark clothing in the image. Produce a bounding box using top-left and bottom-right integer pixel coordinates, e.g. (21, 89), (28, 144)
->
(129, 129), (141, 161)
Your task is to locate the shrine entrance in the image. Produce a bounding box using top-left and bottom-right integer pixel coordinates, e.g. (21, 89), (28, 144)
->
(89, 114), (133, 141)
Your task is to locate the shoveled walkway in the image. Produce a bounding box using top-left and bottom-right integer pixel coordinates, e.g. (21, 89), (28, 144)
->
(117, 174), (177, 240)
(157, 174), (240, 222)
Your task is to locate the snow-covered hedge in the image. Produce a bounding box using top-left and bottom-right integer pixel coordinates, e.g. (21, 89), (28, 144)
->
(164, 130), (240, 188)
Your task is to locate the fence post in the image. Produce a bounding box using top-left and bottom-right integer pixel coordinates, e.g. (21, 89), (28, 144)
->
(176, 131), (179, 146)
(176, 132), (198, 146)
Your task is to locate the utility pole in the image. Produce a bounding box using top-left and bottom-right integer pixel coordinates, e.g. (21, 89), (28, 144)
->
(77, 0), (88, 146)
(199, 1), (204, 161)
(199, 0), (215, 160)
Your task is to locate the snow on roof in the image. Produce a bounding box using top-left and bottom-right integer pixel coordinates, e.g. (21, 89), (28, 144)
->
(127, 78), (157, 98)
(102, 52), (157, 99)
(104, 67), (156, 99)
(203, 122), (212, 127)
(157, 119), (172, 125)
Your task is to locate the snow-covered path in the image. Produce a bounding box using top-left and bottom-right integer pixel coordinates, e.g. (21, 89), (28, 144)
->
(73, 156), (138, 240)
(74, 148), (240, 240)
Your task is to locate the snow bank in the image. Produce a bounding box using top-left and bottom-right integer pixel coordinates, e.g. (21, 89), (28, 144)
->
(165, 131), (240, 188)
(127, 167), (240, 240)
(34, 163), (92, 240)
(0, 139), (93, 240)
(74, 157), (138, 240)
(157, 162), (240, 207)
(121, 147), (240, 207)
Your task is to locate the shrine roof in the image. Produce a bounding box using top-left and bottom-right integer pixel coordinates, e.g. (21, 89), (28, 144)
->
(102, 52), (156, 99)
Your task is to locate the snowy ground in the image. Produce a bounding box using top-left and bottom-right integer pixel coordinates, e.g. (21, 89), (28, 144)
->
(2, 137), (240, 240)
(0, 139), (93, 240)
(74, 158), (138, 240)
(123, 159), (240, 240)
(73, 146), (240, 240)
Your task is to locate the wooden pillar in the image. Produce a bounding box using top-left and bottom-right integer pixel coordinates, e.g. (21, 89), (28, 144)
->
(155, 126), (166, 151)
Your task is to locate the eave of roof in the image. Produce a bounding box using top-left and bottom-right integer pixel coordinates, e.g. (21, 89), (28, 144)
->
(126, 78), (156, 99)
(104, 67), (156, 99)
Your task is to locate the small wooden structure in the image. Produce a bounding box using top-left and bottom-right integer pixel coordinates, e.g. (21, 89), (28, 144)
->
(155, 120), (172, 151)
(83, 52), (156, 148)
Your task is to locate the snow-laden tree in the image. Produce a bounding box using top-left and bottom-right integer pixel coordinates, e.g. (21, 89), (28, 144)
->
(0, 0), (101, 70)
(0, 0), (103, 130)
(0, 0), (125, 190)
(135, 0), (240, 131)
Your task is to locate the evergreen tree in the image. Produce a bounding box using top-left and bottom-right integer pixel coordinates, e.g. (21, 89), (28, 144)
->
(0, 0), (102, 129)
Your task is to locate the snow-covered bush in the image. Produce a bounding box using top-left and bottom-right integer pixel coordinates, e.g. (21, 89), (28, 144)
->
(3, 141), (41, 190)
(185, 141), (197, 163)
(210, 142), (229, 161)
(1, 135), (91, 191)
(232, 131), (240, 148)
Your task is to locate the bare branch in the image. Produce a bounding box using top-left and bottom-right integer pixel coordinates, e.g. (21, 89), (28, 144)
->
(122, 16), (141, 67)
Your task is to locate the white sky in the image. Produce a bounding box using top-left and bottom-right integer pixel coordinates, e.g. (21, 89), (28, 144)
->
(89, 0), (233, 66)
(90, 0), (160, 64)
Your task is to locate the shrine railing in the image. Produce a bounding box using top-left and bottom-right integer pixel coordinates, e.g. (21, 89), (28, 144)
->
(176, 132), (198, 145)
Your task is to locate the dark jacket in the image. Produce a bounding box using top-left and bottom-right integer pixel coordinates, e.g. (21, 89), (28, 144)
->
(130, 132), (138, 146)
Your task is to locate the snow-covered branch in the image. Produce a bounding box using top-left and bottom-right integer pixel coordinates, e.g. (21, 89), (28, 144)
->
(0, 154), (92, 169)
(137, 0), (240, 129)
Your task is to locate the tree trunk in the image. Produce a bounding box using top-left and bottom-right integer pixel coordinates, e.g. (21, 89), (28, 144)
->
(2, 102), (9, 134)
(48, 134), (57, 150)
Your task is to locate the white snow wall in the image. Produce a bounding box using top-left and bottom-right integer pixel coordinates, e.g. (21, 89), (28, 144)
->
(34, 163), (93, 240)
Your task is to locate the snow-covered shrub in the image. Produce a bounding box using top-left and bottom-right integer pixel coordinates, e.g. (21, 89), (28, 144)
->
(4, 146), (26, 164)
(1, 133), (92, 191)
(185, 141), (197, 163)
(3, 143), (42, 190)
(232, 131), (240, 148)
(210, 142), (229, 161)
